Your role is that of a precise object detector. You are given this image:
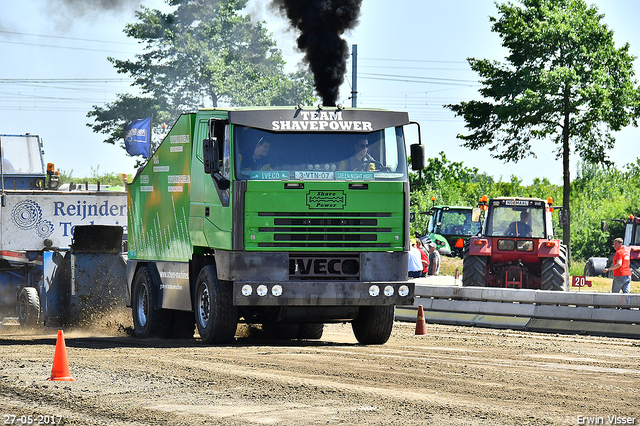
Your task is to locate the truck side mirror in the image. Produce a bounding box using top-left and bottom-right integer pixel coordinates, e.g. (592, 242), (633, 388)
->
(410, 143), (426, 171)
(409, 212), (415, 223)
(203, 137), (219, 174)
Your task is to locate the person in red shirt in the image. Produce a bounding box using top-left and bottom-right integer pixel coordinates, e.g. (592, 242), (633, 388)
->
(415, 239), (430, 277)
(604, 237), (631, 293)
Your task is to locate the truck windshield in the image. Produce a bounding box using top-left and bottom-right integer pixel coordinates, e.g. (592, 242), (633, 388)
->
(486, 206), (545, 238)
(0, 134), (45, 175)
(233, 126), (408, 181)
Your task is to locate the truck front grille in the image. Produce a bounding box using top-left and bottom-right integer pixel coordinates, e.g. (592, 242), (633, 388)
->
(255, 212), (393, 248)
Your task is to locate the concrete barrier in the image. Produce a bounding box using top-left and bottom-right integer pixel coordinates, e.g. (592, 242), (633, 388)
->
(395, 285), (640, 339)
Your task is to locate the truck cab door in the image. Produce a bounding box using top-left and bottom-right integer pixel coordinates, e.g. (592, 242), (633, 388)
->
(192, 118), (233, 250)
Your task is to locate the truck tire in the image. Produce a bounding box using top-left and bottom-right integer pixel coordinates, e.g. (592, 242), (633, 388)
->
(541, 244), (569, 291)
(194, 265), (237, 344)
(351, 306), (394, 345)
(584, 257), (607, 277)
(132, 266), (172, 338)
(18, 287), (40, 327)
(462, 247), (487, 287)
(298, 323), (324, 340)
(631, 260), (640, 282)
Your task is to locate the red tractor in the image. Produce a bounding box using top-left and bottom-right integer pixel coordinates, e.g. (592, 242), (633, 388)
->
(463, 197), (569, 291)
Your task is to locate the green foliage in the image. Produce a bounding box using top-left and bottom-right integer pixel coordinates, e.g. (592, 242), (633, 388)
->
(411, 153), (640, 263)
(86, 0), (316, 157)
(409, 152), (562, 237)
(569, 161), (640, 260)
(445, 0), (640, 253)
(448, 0), (640, 164)
(58, 167), (129, 186)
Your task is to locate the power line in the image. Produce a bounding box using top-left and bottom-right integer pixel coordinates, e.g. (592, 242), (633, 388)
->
(359, 57), (467, 64)
(0, 30), (138, 46)
(0, 78), (133, 83)
(0, 39), (135, 54)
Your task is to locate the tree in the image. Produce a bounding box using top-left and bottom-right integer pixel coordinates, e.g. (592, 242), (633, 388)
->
(87, 0), (315, 152)
(447, 0), (640, 260)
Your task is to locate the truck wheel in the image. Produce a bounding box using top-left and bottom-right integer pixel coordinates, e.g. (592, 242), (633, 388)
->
(132, 266), (172, 338)
(18, 287), (40, 327)
(541, 244), (569, 291)
(351, 306), (394, 345)
(631, 260), (640, 282)
(194, 265), (237, 344)
(298, 324), (324, 340)
(462, 247), (487, 287)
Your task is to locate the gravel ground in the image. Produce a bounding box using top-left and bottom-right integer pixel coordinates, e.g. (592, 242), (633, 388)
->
(1, 310), (639, 426)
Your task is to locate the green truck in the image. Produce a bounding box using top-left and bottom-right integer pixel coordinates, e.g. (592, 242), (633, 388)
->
(126, 106), (421, 345)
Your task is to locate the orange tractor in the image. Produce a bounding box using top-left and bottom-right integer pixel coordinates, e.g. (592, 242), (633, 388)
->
(462, 196), (569, 291)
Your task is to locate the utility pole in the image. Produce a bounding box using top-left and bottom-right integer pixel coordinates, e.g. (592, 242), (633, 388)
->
(351, 44), (357, 108)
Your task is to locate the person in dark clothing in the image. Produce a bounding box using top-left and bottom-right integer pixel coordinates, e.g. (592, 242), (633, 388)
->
(505, 210), (532, 237)
(241, 136), (271, 170)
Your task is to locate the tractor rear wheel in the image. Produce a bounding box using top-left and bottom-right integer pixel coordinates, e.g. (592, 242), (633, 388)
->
(462, 247), (487, 287)
(351, 305), (394, 345)
(541, 244), (569, 291)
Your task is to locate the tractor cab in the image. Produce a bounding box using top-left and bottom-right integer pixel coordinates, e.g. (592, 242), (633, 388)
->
(463, 197), (568, 291)
(420, 201), (482, 258)
(484, 199), (552, 240)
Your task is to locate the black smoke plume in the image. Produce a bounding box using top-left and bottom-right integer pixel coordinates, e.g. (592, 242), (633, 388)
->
(271, 0), (362, 106)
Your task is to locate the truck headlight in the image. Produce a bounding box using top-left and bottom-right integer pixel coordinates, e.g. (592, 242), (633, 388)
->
(398, 285), (409, 297)
(383, 285), (394, 296)
(241, 285), (252, 296)
(368, 285), (380, 297)
(271, 285), (282, 297)
(256, 285), (268, 297)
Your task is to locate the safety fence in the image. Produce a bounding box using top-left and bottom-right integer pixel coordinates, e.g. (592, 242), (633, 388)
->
(395, 285), (640, 339)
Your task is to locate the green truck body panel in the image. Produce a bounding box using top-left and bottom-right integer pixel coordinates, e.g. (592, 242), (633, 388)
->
(243, 180), (405, 251)
(127, 114), (196, 262)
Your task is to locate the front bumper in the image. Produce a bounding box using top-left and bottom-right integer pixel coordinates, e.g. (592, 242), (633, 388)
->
(233, 281), (414, 306)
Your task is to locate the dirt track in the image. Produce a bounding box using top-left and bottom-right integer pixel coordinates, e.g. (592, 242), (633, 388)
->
(1, 312), (639, 426)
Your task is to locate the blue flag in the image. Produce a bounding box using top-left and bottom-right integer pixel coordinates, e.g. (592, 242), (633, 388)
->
(124, 116), (151, 158)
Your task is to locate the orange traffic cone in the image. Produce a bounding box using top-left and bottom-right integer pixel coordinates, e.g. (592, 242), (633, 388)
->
(415, 305), (427, 335)
(48, 330), (74, 381)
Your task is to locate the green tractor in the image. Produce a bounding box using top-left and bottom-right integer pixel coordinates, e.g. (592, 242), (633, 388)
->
(420, 200), (482, 257)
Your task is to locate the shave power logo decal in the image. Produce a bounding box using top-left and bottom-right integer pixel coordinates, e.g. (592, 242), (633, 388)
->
(306, 190), (346, 209)
(12, 199), (54, 238)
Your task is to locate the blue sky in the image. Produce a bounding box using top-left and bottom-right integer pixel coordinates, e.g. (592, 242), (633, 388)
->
(1, 0), (639, 185)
